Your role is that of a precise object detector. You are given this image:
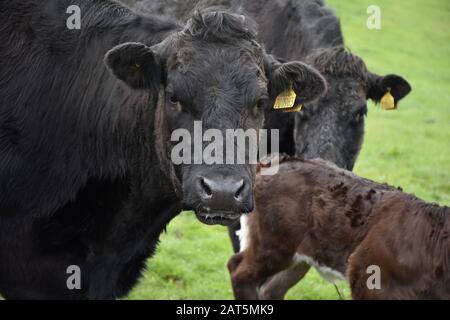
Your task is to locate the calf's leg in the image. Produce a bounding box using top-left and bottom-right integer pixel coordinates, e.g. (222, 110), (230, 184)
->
(258, 262), (311, 300)
(228, 252), (259, 300)
(228, 243), (298, 300)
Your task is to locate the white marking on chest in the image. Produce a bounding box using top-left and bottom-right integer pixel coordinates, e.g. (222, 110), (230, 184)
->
(236, 215), (249, 252)
(293, 254), (346, 283)
(237, 216), (346, 283)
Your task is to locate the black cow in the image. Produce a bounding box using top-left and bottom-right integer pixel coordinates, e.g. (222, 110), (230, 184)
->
(0, 0), (326, 299)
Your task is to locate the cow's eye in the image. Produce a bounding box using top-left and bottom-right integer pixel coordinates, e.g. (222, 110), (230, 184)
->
(251, 97), (269, 116)
(257, 97), (269, 110)
(166, 85), (178, 104)
(168, 91), (179, 104)
(170, 101), (182, 113)
(169, 96), (178, 104)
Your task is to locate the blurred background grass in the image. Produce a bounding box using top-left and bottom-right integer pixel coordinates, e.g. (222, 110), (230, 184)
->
(130, 0), (450, 300)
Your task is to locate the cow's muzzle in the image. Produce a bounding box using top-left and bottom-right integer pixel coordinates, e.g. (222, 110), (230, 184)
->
(193, 174), (253, 226)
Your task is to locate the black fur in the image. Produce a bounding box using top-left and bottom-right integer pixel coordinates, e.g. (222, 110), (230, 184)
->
(0, 0), (183, 300)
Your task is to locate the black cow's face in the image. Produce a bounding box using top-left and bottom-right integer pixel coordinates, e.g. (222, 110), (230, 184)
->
(164, 39), (267, 226)
(295, 48), (411, 171)
(105, 11), (326, 225)
(295, 77), (368, 170)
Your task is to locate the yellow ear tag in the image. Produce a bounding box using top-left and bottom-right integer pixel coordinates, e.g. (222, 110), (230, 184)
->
(282, 104), (303, 113)
(380, 89), (396, 110)
(273, 85), (297, 110)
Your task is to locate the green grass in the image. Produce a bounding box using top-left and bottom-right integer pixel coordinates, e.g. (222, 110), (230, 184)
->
(129, 0), (450, 300)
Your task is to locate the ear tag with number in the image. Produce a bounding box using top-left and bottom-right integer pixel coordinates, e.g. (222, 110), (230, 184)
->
(273, 84), (303, 113)
(380, 89), (396, 110)
(273, 85), (296, 110)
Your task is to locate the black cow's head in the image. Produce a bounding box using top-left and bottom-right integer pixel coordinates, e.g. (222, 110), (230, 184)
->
(105, 10), (326, 225)
(294, 47), (411, 170)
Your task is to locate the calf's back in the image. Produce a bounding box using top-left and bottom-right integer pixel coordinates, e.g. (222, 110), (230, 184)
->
(246, 158), (450, 299)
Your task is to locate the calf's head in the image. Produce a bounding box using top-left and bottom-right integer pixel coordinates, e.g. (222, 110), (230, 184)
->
(294, 47), (411, 170)
(105, 10), (326, 225)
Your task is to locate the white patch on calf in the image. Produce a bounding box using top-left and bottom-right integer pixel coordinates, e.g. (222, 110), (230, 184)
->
(293, 254), (346, 284)
(236, 215), (249, 252)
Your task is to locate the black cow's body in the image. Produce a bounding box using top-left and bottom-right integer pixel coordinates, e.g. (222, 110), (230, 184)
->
(0, 0), (183, 299)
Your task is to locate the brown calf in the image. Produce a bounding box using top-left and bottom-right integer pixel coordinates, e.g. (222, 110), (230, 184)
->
(228, 156), (450, 299)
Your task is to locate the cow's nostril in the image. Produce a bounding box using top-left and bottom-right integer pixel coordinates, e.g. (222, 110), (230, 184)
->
(234, 180), (245, 199)
(200, 177), (213, 197)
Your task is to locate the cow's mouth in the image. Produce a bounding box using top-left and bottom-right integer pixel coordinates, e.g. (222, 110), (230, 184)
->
(195, 210), (241, 226)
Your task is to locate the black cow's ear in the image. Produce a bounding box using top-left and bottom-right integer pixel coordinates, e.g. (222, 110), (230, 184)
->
(104, 42), (162, 91)
(265, 55), (327, 104)
(367, 74), (411, 104)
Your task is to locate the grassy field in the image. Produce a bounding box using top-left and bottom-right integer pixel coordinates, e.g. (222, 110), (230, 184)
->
(128, 0), (450, 300)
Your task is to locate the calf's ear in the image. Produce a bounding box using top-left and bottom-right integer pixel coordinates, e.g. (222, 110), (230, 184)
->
(367, 74), (411, 105)
(264, 55), (327, 104)
(104, 42), (162, 91)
